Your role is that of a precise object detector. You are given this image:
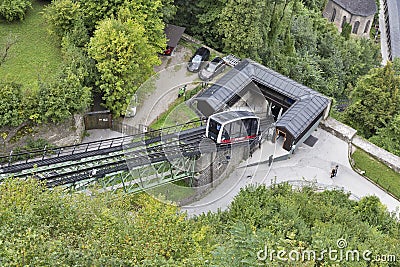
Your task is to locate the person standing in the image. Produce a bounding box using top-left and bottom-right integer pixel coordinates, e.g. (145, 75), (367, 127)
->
(330, 165), (339, 178)
(330, 168), (336, 178)
(334, 165), (339, 177)
(178, 87), (184, 98)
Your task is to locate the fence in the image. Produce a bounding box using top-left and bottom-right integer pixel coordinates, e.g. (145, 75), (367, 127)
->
(111, 122), (144, 136)
(84, 111), (112, 130)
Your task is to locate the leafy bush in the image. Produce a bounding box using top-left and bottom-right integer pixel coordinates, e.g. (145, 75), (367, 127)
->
(43, 0), (82, 38)
(0, 0), (32, 21)
(0, 81), (25, 127)
(0, 179), (213, 266)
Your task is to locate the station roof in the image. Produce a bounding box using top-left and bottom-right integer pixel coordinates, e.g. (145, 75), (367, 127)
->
(164, 24), (185, 47)
(195, 59), (331, 139)
(385, 0), (400, 59)
(332, 0), (377, 17)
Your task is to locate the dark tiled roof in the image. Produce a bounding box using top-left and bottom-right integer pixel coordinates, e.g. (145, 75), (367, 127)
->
(164, 24), (185, 47)
(332, 0), (377, 16)
(385, 0), (400, 59)
(195, 59), (331, 139)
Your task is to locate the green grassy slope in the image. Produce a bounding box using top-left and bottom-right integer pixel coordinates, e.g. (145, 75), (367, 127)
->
(0, 0), (61, 90)
(352, 148), (400, 199)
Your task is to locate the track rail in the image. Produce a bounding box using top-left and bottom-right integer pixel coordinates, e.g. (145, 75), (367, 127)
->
(0, 118), (261, 190)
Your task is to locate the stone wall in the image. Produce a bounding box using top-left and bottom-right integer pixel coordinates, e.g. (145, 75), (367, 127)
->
(179, 145), (249, 205)
(320, 117), (400, 173)
(323, 1), (374, 38)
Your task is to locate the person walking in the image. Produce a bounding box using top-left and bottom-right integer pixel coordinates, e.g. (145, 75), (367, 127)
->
(330, 168), (336, 178)
(178, 87), (184, 98)
(330, 165), (339, 178)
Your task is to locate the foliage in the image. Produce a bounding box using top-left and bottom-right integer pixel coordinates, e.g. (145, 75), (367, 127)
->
(344, 62), (400, 137)
(75, 0), (177, 34)
(44, 0), (170, 117)
(301, 0), (327, 11)
(37, 41), (93, 122)
(42, 0), (82, 39)
(0, 0), (32, 21)
(0, 1), (62, 89)
(0, 81), (25, 127)
(341, 22), (352, 40)
(173, 0), (380, 99)
(352, 147), (400, 199)
(88, 10), (161, 116)
(206, 184), (400, 266)
(0, 179), (399, 265)
(0, 179), (214, 266)
(369, 114), (400, 156)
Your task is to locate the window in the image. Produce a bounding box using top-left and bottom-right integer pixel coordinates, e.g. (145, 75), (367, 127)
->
(352, 21), (360, 34)
(341, 16), (347, 28)
(208, 119), (221, 136)
(364, 20), (371, 33)
(331, 8), (336, 22)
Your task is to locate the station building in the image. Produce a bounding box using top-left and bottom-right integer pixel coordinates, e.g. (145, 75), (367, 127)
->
(194, 59), (331, 152)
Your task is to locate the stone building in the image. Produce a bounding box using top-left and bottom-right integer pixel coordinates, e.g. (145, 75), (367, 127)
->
(323, 0), (377, 38)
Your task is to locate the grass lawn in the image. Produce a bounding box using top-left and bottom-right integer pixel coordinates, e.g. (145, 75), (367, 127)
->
(352, 148), (400, 200)
(0, 0), (61, 90)
(150, 87), (201, 130)
(147, 180), (195, 204)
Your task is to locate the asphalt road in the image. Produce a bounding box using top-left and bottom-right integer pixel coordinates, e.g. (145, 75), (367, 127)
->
(182, 128), (400, 217)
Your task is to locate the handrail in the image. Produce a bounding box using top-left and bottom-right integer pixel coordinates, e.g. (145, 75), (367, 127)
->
(0, 118), (206, 166)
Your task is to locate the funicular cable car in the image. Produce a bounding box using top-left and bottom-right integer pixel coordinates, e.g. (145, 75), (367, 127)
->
(206, 111), (260, 144)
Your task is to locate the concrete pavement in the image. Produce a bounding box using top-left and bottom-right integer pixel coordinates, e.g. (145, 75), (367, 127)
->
(182, 128), (400, 216)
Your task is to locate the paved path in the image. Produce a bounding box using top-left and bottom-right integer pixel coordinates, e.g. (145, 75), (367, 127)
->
(182, 128), (400, 216)
(124, 45), (198, 127)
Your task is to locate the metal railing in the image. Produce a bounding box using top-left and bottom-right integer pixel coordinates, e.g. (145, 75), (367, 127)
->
(0, 118), (206, 168)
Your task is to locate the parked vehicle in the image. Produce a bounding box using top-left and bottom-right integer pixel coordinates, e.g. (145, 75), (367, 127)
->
(199, 57), (226, 81)
(187, 47), (210, 72)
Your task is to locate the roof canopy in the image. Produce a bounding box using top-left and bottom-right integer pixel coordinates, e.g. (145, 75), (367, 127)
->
(195, 59), (331, 139)
(332, 0), (377, 16)
(164, 24), (185, 47)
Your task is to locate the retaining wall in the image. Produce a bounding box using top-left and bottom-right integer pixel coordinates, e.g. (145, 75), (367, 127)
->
(320, 117), (400, 173)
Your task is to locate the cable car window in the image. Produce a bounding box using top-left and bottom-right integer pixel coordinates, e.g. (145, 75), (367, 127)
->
(229, 120), (241, 138)
(250, 119), (258, 136)
(242, 119), (251, 135)
(222, 129), (230, 141)
(209, 119), (221, 135)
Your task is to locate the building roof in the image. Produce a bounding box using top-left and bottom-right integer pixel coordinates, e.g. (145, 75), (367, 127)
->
(164, 24), (185, 47)
(385, 0), (400, 59)
(332, 0), (377, 17)
(195, 59), (331, 139)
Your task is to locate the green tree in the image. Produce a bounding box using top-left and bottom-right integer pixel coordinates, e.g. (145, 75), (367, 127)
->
(0, 0), (32, 21)
(369, 114), (400, 156)
(88, 14), (160, 116)
(341, 22), (352, 40)
(344, 62), (400, 137)
(43, 0), (82, 39)
(0, 81), (25, 127)
(37, 40), (93, 122)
